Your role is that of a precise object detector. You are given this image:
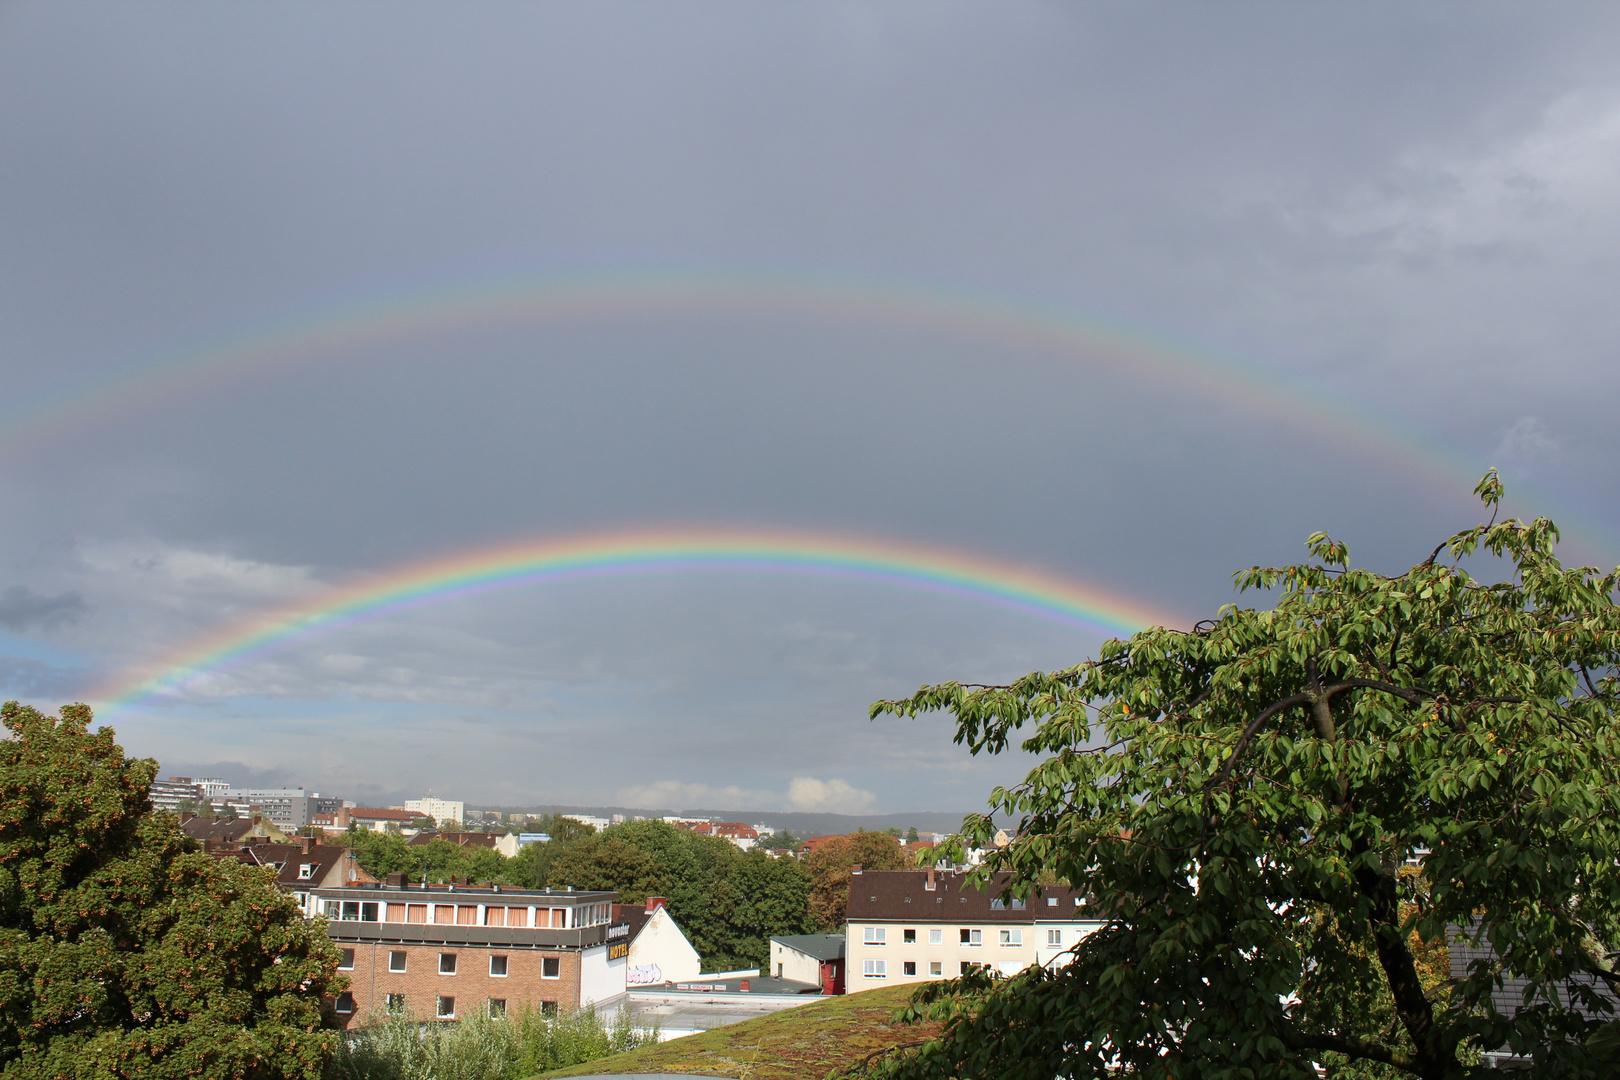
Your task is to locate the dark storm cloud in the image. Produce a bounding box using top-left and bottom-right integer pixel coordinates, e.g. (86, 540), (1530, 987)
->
(0, 2), (1617, 807)
(0, 586), (86, 631)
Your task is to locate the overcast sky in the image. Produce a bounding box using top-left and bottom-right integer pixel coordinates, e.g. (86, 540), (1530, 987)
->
(2, 3), (1617, 815)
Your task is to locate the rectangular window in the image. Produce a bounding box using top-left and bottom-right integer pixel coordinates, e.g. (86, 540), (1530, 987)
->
(1011, 899), (1025, 909)
(299, 864), (313, 880)
(456, 905), (477, 925)
(341, 901), (361, 921)
(335, 992), (355, 1014)
(999, 929), (1022, 947)
(490, 955), (507, 977)
(960, 929), (981, 946)
(361, 902), (379, 922)
(324, 900), (342, 919)
(540, 1001), (558, 1017)
(439, 953), (457, 975)
(436, 995), (455, 1019)
(551, 908), (566, 928)
(902, 929), (916, 944)
(388, 950), (407, 972)
(385, 994), (406, 1012)
(385, 903), (407, 922)
(863, 959), (887, 978)
(1047, 897), (1059, 907)
(338, 948), (355, 970)
(507, 907), (528, 927)
(1047, 929), (1062, 946)
(434, 905), (454, 925)
(928, 929), (943, 945)
(863, 927), (886, 945)
(407, 904), (428, 924)
(484, 906), (506, 926)
(990, 898), (1004, 909)
(488, 999), (506, 1018)
(902, 961), (916, 975)
(542, 956), (560, 979)
(929, 961), (943, 975)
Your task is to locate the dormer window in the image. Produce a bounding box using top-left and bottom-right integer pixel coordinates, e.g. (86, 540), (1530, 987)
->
(299, 864), (314, 880)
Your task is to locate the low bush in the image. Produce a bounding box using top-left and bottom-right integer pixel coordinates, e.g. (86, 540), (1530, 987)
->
(326, 1002), (658, 1080)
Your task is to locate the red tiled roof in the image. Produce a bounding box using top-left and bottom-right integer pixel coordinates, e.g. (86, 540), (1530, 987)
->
(349, 808), (415, 820)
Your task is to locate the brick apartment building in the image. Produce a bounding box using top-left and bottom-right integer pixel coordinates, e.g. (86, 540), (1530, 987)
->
(844, 867), (1102, 992)
(306, 877), (629, 1025)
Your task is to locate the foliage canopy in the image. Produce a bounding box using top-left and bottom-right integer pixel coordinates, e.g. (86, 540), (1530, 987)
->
(0, 702), (344, 1080)
(863, 477), (1620, 1080)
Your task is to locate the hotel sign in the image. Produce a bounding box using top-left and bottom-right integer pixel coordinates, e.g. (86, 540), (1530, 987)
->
(606, 922), (631, 941)
(608, 941), (631, 960)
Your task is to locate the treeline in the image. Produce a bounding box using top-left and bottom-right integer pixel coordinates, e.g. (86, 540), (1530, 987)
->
(346, 817), (893, 973)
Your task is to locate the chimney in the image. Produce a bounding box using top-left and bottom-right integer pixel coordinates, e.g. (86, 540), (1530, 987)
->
(926, 865), (936, 890)
(851, 864), (862, 875)
(385, 871), (408, 888)
(645, 896), (666, 913)
(300, 835), (313, 855)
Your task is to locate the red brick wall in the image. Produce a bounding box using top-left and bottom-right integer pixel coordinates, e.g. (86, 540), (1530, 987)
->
(336, 942), (581, 1028)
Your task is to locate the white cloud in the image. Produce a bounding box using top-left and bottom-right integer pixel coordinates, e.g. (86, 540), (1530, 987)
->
(786, 776), (876, 814)
(1495, 415), (1560, 472)
(614, 779), (776, 812)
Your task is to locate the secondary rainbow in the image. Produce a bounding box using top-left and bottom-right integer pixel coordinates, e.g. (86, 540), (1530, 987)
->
(0, 270), (1451, 487)
(99, 527), (1178, 713)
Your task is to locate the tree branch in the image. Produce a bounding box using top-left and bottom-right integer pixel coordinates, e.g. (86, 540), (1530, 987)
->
(1284, 1029), (1419, 1073)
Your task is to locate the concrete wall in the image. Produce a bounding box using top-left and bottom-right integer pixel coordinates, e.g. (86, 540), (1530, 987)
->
(626, 907), (701, 985)
(577, 944), (626, 1006)
(844, 919), (1038, 993)
(769, 941), (823, 984)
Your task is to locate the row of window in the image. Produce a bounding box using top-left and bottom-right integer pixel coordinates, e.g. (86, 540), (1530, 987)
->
(333, 993), (559, 1019)
(862, 928), (1066, 946)
(321, 900), (582, 927)
(336, 949), (561, 978)
(863, 960), (995, 978)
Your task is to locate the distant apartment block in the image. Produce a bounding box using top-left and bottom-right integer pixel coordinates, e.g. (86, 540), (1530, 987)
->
(686, 821), (759, 850)
(308, 877), (628, 1026)
(338, 807), (417, 832)
(403, 797), (465, 825)
(222, 787), (325, 830)
(843, 867), (1103, 992)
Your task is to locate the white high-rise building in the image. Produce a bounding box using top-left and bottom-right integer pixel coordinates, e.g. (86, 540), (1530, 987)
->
(403, 797), (465, 825)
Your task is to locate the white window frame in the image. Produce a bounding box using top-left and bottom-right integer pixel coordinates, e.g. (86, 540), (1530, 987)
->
(1047, 929), (1062, 946)
(489, 954), (508, 977)
(541, 956), (561, 980)
(863, 926), (886, 945)
(929, 960), (943, 975)
(488, 998), (506, 1018)
(999, 929), (1022, 947)
(960, 929), (981, 947)
(863, 959), (887, 978)
(439, 952), (457, 975)
(337, 948), (355, 970)
(928, 928), (943, 945)
(389, 950), (407, 973)
(436, 995), (455, 1019)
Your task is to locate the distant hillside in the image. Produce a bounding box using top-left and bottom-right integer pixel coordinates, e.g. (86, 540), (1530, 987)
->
(468, 803), (980, 838)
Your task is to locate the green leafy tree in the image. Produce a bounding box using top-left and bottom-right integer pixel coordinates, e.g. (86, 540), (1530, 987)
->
(906, 826), (920, 844)
(345, 830), (417, 879)
(726, 848), (815, 971)
(860, 477), (1620, 1080)
(549, 821), (811, 972)
(758, 829), (800, 851)
(805, 830), (909, 931)
(0, 702), (345, 1079)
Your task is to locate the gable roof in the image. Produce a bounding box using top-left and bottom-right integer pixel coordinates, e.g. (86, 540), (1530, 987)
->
(349, 807), (415, 821)
(845, 869), (1087, 922)
(771, 933), (845, 961)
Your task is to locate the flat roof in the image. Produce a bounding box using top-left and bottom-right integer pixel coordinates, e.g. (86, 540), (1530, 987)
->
(308, 883), (618, 902)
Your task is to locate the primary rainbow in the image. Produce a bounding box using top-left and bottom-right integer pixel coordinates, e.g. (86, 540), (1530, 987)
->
(99, 527), (1177, 713)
